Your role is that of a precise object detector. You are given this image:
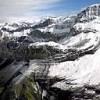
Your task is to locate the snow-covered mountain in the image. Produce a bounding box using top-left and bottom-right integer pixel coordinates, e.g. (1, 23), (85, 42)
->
(1, 3), (100, 100)
(78, 4), (100, 20)
(0, 16), (76, 41)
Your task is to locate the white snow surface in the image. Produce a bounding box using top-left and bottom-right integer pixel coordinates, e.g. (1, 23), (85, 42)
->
(48, 48), (100, 89)
(0, 29), (30, 38)
(74, 17), (100, 32)
(62, 17), (100, 50)
(29, 41), (66, 51)
(48, 17), (100, 90)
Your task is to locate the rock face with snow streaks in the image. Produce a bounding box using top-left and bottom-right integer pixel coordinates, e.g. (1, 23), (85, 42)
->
(78, 4), (100, 19)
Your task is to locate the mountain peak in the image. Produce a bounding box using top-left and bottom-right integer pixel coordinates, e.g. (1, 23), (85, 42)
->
(78, 3), (100, 19)
(89, 3), (100, 7)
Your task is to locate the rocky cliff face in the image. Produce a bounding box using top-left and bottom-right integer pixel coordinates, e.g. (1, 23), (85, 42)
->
(78, 4), (100, 19)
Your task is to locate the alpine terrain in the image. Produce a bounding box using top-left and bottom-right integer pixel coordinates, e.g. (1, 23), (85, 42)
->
(0, 3), (100, 100)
